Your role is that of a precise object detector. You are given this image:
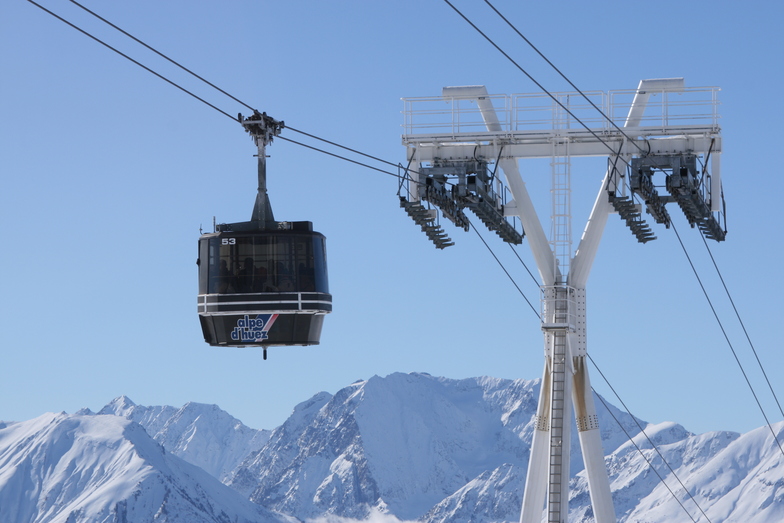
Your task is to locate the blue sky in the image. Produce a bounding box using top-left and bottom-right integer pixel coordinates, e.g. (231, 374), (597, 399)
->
(1, 0), (782, 438)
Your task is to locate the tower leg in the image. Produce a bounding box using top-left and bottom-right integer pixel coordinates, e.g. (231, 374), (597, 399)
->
(521, 362), (551, 523)
(572, 357), (616, 523)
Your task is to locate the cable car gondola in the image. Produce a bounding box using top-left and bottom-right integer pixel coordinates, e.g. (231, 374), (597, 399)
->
(197, 112), (331, 355)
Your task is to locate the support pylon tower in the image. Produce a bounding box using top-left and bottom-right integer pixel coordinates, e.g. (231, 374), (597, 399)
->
(400, 79), (725, 522)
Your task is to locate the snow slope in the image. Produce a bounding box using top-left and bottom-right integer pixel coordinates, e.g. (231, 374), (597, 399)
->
(592, 421), (784, 523)
(1, 372), (782, 523)
(227, 373), (783, 522)
(0, 412), (292, 523)
(228, 373), (643, 521)
(98, 396), (270, 483)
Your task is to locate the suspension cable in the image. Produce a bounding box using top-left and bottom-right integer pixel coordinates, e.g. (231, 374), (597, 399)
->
(672, 223), (784, 457)
(286, 126), (406, 173)
(699, 232), (784, 419)
(68, 0), (258, 113)
(587, 354), (713, 522)
(442, 0), (668, 217)
(481, 0), (645, 155)
(30, 0), (430, 189)
(25, 0), (237, 122)
(471, 225), (540, 319)
(590, 386), (702, 523)
(276, 136), (411, 183)
(75, 0), (417, 178)
(441, 0), (646, 161)
(508, 244), (541, 287)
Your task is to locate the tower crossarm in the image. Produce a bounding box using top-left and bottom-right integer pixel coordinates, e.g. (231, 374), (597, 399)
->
(402, 84), (721, 162)
(402, 132), (718, 162)
(402, 84), (722, 259)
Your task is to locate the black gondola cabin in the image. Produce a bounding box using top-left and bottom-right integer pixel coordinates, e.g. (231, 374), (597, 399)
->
(198, 221), (331, 347)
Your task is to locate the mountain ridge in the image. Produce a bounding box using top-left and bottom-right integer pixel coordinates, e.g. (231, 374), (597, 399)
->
(0, 411), (293, 523)
(1, 372), (782, 522)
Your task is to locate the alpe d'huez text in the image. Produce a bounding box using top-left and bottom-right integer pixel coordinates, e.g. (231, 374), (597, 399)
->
(0, 373), (782, 523)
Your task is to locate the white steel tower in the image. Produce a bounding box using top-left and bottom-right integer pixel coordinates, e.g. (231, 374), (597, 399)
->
(399, 79), (725, 522)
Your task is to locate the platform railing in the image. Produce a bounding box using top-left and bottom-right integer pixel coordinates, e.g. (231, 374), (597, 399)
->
(402, 87), (720, 137)
(540, 286), (578, 333)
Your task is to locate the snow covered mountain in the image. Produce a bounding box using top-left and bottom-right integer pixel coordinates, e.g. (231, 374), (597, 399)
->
(586, 421), (784, 523)
(1, 372), (782, 523)
(0, 412), (292, 523)
(97, 396), (270, 483)
(226, 373), (652, 522)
